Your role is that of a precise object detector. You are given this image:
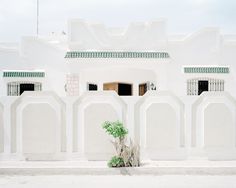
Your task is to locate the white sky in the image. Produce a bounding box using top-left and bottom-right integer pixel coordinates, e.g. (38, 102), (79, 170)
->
(0, 0), (236, 42)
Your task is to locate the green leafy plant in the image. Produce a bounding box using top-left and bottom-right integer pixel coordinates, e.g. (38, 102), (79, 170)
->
(102, 120), (140, 168)
(108, 156), (125, 167)
(102, 121), (128, 139)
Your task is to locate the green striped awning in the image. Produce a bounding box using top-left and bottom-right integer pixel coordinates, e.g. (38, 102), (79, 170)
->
(3, 71), (45, 77)
(184, 67), (229, 74)
(65, 51), (170, 59)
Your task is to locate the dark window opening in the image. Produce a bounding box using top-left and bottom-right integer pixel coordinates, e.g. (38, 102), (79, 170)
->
(198, 80), (208, 95)
(88, 83), (98, 91)
(118, 83), (132, 96)
(103, 82), (132, 96)
(139, 83), (147, 96)
(20, 83), (35, 95)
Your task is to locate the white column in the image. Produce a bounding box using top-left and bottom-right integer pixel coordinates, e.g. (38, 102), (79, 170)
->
(98, 82), (103, 91)
(187, 80), (190, 95)
(216, 80), (219, 91)
(195, 79), (198, 95)
(190, 80), (193, 95)
(133, 83), (139, 96)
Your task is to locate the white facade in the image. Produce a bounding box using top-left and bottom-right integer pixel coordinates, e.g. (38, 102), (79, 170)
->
(1, 19), (236, 98)
(0, 19), (236, 161)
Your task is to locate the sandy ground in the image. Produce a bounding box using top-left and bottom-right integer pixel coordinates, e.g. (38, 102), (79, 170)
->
(0, 175), (236, 188)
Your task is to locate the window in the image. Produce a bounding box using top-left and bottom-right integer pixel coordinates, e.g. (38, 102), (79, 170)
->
(139, 83), (147, 96)
(7, 82), (42, 96)
(118, 83), (132, 96)
(198, 81), (208, 95)
(187, 78), (224, 95)
(87, 83), (98, 91)
(103, 82), (132, 96)
(20, 83), (35, 95)
(139, 82), (156, 96)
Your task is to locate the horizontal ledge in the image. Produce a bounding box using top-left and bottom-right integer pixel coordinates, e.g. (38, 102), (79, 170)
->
(1, 161), (236, 175)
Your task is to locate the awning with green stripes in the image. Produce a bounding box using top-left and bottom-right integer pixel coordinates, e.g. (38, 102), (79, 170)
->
(65, 51), (170, 59)
(3, 71), (45, 77)
(184, 67), (229, 74)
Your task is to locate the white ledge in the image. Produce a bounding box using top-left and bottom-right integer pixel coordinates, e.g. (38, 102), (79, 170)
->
(1, 160), (236, 175)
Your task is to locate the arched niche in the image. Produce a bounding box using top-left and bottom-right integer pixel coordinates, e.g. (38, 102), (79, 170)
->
(72, 91), (127, 160)
(192, 92), (236, 160)
(146, 103), (178, 149)
(11, 91), (66, 160)
(135, 91), (186, 160)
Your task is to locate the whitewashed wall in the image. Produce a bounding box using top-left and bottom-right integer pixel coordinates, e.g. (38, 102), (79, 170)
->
(135, 91), (186, 160)
(72, 91), (127, 160)
(192, 92), (236, 160)
(0, 101), (3, 153)
(10, 91), (66, 160)
(68, 19), (167, 51)
(1, 21), (236, 98)
(0, 91), (236, 161)
(67, 58), (169, 96)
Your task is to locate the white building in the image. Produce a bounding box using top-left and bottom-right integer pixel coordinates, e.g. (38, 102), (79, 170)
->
(0, 19), (236, 161)
(1, 19), (235, 98)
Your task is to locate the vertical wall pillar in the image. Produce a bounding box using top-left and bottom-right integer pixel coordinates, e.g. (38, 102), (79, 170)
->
(133, 83), (139, 96)
(98, 82), (103, 91)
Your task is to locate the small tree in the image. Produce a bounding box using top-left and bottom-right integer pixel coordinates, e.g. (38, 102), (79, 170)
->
(102, 121), (140, 167)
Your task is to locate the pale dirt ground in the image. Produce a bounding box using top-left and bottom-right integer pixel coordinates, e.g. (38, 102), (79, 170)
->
(0, 175), (236, 188)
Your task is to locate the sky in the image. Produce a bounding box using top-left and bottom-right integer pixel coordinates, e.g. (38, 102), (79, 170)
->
(0, 0), (236, 42)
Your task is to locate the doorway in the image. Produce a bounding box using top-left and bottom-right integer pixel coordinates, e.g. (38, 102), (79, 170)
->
(103, 82), (132, 96)
(20, 83), (35, 95)
(198, 80), (208, 95)
(118, 83), (132, 96)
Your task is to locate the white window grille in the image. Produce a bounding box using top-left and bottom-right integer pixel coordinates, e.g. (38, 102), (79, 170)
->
(187, 78), (224, 96)
(7, 82), (42, 96)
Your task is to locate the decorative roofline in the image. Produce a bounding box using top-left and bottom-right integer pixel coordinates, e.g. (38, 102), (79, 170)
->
(3, 71), (45, 78)
(184, 66), (229, 74)
(65, 51), (170, 59)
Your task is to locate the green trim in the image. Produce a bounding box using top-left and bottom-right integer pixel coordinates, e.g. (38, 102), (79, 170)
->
(184, 67), (229, 74)
(3, 71), (45, 77)
(65, 51), (170, 59)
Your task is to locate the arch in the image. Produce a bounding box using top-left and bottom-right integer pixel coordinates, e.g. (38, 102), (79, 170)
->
(135, 91), (186, 160)
(10, 91), (66, 160)
(146, 103), (178, 149)
(192, 92), (236, 160)
(204, 103), (234, 148)
(72, 91), (127, 160)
